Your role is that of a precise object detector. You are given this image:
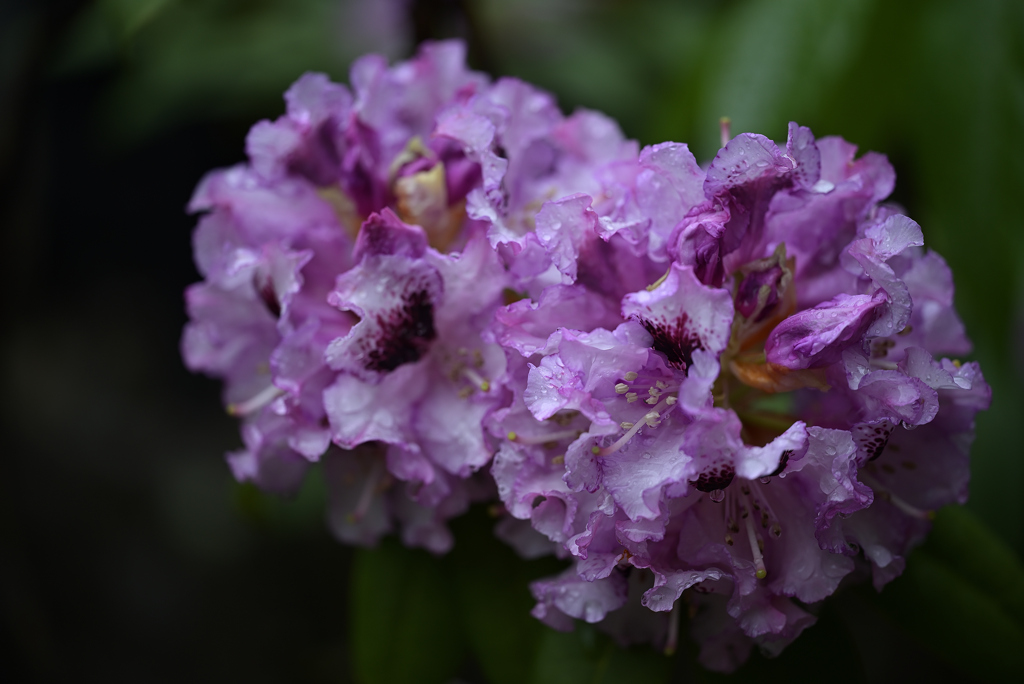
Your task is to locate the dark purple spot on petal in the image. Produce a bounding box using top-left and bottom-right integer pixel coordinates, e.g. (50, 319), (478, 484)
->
(364, 288), (436, 372)
(851, 420), (896, 464)
(640, 314), (702, 372)
(693, 466), (735, 492)
(769, 450), (792, 477)
(254, 273), (281, 318)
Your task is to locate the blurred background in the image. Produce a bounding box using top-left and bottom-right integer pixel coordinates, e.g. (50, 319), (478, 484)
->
(3, 0), (1023, 681)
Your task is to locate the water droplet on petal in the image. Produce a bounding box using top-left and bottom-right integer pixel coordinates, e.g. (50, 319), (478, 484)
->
(642, 452), (652, 460)
(759, 476), (771, 484)
(710, 489), (726, 503)
(583, 600), (602, 622)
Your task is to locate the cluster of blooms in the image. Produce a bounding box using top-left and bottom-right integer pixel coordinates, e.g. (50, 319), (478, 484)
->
(183, 41), (989, 670)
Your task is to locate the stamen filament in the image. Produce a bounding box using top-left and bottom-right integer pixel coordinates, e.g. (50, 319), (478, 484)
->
(861, 471), (935, 520)
(507, 429), (580, 445)
(598, 396), (675, 456)
(746, 513), (767, 579)
(749, 480), (781, 530)
(350, 460), (383, 522)
(664, 601), (680, 656)
(227, 384), (285, 416)
(461, 367), (491, 392)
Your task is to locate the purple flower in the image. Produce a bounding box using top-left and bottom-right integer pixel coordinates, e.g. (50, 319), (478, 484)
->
(182, 43), (988, 669)
(489, 121), (988, 669)
(184, 41), (505, 551)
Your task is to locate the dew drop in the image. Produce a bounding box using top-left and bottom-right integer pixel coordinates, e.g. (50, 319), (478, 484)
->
(759, 476), (771, 485)
(710, 489), (726, 503)
(811, 179), (835, 194)
(642, 452), (652, 460)
(825, 446), (836, 456)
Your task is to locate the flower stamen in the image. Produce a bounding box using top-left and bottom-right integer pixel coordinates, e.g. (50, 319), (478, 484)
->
(720, 117), (732, 147)
(349, 459), (384, 523)
(227, 384), (285, 416)
(745, 512), (768, 579)
(507, 429), (581, 445)
(861, 471), (935, 520)
(664, 601), (680, 656)
(461, 366), (491, 392)
(597, 396), (675, 456)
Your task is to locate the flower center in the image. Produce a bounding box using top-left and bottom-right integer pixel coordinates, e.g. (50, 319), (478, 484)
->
(717, 481), (784, 579)
(446, 346), (493, 398)
(595, 371), (680, 457)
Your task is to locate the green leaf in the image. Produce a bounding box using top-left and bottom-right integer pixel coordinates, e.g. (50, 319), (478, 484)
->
(927, 505), (1024, 627)
(231, 464), (327, 535)
(682, 601), (865, 684)
(349, 539), (467, 684)
(872, 505), (1024, 679)
(531, 624), (671, 684)
(448, 512), (562, 684)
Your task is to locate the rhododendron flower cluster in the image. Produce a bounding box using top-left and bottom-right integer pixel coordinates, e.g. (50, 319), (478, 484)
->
(183, 41), (989, 671)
